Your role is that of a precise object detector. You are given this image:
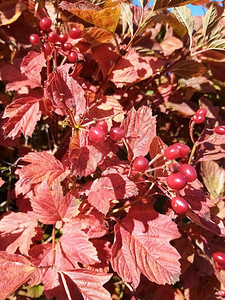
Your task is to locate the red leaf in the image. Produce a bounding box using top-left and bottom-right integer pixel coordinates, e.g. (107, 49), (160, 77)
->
(44, 64), (86, 120)
(0, 211), (38, 255)
(121, 106), (157, 161)
(31, 182), (75, 225)
(0, 251), (36, 300)
(0, 178), (5, 187)
(16, 151), (70, 194)
(21, 51), (46, 80)
(60, 222), (100, 265)
(3, 96), (42, 138)
(111, 205), (181, 288)
(0, 59), (41, 92)
(86, 173), (138, 215)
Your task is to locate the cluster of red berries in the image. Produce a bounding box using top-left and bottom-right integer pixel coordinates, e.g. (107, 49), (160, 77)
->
(88, 121), (124, 143)
(29, 17), (82, 62)
(192, 108), (207, 124)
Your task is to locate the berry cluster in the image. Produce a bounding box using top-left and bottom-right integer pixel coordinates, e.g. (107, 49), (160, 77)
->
(192, 108), (207, 124)
(29, 17), (82, 62)
(88, 121), (124, 143)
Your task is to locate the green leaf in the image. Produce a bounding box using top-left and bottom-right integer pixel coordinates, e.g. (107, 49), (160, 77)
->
(19, 285), (44, 298)
(173, 6), (193, 48)
(120, 3), (133, 36)
(170, 60), (205, 78)
(152, 0), (200, 11)
(202, 3), (219, 38)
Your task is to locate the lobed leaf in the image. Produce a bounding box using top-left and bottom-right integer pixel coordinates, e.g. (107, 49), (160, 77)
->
(111, 205), (181, 288)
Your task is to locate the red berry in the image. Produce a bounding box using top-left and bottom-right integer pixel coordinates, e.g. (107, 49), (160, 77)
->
(67, 51), (78, 63)
(96, 120), (108, 133)
(193, 114), (205, 124)
(179, 164), (197, 182)
(196, 108), (207, 117)
(216, 290), (225, 297)
(29, 34), (40, 45)
(39, 17), (52, 31)
(110, 127), (124, 141)
(48, 31), (59, 43)
(62, 42), (72, 51)
(215, 261), (225, 270)
(166, 173), (187, 190)
(58, 33), (68, 44)
(215, 125), (225, 135)
(69, 27), (82, 39)
(213, 252), (225, 267)
(133, 156), (149, 172)
(173, 143), (190, 157)
(88, 127), (106, 143)
(171, 197), (189, 214)
(164, 145), (180, 160)
(42, 43), (52, 58)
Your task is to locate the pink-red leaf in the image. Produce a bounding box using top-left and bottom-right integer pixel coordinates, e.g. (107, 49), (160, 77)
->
(0, 211), (38, 255)
(86, 173), (138, 215)
(44, 64), (86, 120)
(0, 251), (36, 300)
(3, 96), (42, 139)
(60, 222), (100, 265)
(21, 51), (46, 80)
(31, 182), (74, 225)
(121, 106), (157, 161)
(16, 151), (69, 194)
(111, 205), (181, 288)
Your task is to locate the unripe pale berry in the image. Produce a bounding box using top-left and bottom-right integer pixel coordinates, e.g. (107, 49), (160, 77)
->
(110, 127), (124, 141)
(96, 120), (108, 133)
(29, 34), (40, 45)
(179, 164), (197, 182)
(166, 173), (187, 190)
(215, 126), (225, 135)
(133, 156), (149, 172)
(171, 197), (189, 214)
(39, 17), (52, 31)
(88, 127), (106, 143)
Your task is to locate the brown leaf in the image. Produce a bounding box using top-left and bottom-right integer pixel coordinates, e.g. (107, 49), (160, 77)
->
(161, 36), (183, 56)
(0, 0), (26, 26)
(83, 27), (114, 47)
(171, 60), (206, 78)
(152, 0), (203, 11)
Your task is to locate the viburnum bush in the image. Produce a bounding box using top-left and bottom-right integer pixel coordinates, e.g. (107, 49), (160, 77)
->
(0, 0), (225, 299)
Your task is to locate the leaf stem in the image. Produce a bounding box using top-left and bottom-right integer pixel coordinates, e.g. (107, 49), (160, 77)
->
(188, 141), (198, 165)
(59, 271), (73, 300)
(52, 224), (56, 266)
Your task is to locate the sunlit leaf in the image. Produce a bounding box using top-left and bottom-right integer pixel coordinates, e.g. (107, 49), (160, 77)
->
(152, 0), (201, 11)
(0, 0), (25, 26)
(170, 60), (205, 78)
(83, 27), (114, 47)
(202, 3), (219, 38)
(173, 6), (193, 47)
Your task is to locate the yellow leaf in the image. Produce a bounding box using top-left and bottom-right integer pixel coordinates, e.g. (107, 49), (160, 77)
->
(0, 0), (25, 26)
(70, 6), (121, 32)
(83, 27), (114, 47)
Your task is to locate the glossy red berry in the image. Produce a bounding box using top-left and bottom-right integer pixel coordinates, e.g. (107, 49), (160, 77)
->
(48, 31), (59, 43)
(96, 120), (108, 133)
(110, 127), (124, 141)
(216, 290), (225, 297)
(196, 108), (207, 117)
(166, 173), (187, 190)
(29, 34), (40, 45)
(164, 145), (180, 160)
(213, 252), (225, 267)
(69, 27), (82, 39)
(171, 197), (189, 214)
(39, 17), (52, 31)
(62, 42), (72, 51)
(58, 33), (68, 44)
(133, 156), (149, 172)
(173, 143), (190, 157)
(179, 164), (197, 182)
(215, 126), (225, 135)
(215, 262), (225, 270)
(42, 43), (52, 58)
(67, 51), (78, 63)
(193, 114), (205, 124)
(88, 127), (106, 143)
